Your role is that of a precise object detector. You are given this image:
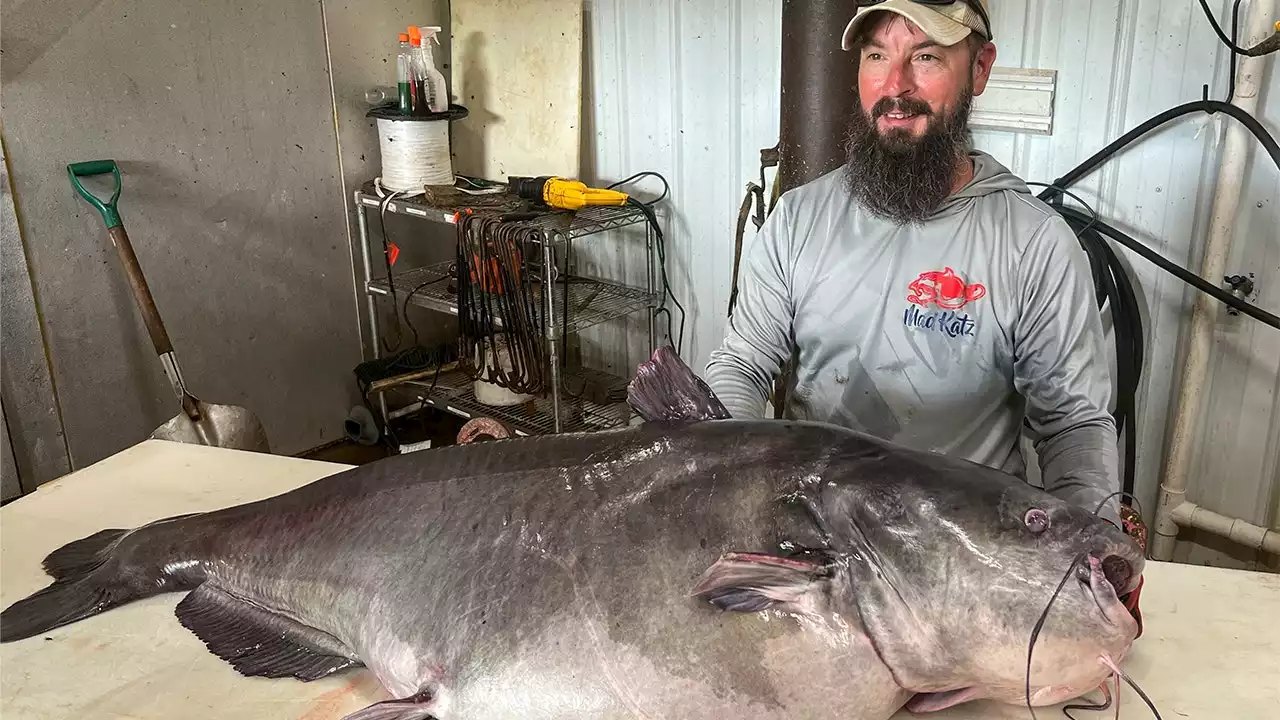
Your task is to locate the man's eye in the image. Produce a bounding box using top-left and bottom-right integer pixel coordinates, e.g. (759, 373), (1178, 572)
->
(917, 54), (938, 62)
(865, 52), (883, 61)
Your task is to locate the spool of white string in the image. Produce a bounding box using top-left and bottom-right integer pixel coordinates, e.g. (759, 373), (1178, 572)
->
(375, 117), (453, 194)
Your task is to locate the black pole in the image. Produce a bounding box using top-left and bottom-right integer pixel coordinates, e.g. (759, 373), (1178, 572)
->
(770, 1), (860, 417)
(777, 0), (860, 195)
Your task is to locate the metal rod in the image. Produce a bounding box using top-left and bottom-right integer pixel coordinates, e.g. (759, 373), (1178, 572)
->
(646, 216), (656, 353)
(354, 191), (389, 426)
(543, 232), (562, 432)
(562, 237), (571, 363)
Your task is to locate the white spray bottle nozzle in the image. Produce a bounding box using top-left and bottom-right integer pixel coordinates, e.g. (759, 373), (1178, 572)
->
(422, 26), (442, 44)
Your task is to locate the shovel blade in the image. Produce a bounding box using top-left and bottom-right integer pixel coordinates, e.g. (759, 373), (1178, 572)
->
(150, 401), (271, 453)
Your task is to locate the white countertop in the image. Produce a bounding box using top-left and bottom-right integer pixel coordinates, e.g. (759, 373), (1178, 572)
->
(2, 440), (1276, 719)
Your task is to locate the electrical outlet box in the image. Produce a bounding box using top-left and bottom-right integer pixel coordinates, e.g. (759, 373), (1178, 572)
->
(970, 67), (1058, 135)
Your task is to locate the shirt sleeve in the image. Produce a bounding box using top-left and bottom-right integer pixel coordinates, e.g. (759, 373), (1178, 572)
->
(703, 197), (797, 419)
(1013, 214), (1122, 526)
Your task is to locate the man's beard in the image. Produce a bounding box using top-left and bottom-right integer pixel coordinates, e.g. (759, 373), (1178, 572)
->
(841, 85), (974, 225)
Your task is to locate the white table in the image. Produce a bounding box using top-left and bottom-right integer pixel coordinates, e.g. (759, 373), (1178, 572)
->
(2, 440), (1277, 719)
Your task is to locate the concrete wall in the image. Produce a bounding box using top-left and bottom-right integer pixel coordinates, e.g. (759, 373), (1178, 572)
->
(2, 132), (72, 490)
(1, 1), (448, 476)
(322, 1), (459, 366)
(579, 0), (1280, 569)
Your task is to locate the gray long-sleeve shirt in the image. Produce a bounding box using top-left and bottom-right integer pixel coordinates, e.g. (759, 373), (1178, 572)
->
(705, 151), (1121, 524)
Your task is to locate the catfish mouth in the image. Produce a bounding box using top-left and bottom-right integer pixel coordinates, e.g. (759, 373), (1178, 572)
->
(1100, 555), (1133, 594)
(1075, 553), (1138, 628)
(1075, 554), (1135, 597)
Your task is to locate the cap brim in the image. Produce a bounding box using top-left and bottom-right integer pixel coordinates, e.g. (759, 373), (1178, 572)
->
(841, 2), (975, 51)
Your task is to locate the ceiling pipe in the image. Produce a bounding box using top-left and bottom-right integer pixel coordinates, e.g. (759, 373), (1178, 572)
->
(1152, 0), (1276, 561)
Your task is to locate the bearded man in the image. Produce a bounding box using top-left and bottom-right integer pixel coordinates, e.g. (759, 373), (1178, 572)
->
(705, 0), (1122, 526)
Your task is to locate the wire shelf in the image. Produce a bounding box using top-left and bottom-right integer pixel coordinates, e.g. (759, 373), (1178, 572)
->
(355, 185), (648, 240)
(391, 367), (634, 435)
(367, 261), (657, 335)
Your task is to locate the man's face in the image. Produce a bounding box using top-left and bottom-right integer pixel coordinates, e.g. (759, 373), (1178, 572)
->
(840, 12), (996, 224)
(856, 14), (995, 144)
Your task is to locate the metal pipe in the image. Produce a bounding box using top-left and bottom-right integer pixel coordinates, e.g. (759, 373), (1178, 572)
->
(543, 232), (563, 433)
(646, 220), (656, 354)
(1152, 0), (1275, 561)
(1170, 501), (1280, 556)
(777, 0), (860, 195)
(353, 190), (389, 426)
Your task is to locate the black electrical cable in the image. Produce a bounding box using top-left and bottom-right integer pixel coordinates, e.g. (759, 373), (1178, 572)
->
(627, 196), (687, 357)
(607, 170), (687, 357)
(1196, 0), (1280, 56)
(1028, 183), (1146, 499)
(1055, 205), (1280, 329)
(1227, 0), (1244, 101)
(607, 171), (670, 204)
(376, 190), (407, 354)
(1024, 79), (1280, 502)
(1037, 99), (1280, 202)
(402, 268), (453, 349)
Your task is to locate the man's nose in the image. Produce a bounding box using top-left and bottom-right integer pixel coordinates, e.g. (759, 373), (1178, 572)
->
(881, 62), (916, 97)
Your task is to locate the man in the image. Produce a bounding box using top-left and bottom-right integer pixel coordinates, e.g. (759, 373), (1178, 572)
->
(704, 0), (1123, 526)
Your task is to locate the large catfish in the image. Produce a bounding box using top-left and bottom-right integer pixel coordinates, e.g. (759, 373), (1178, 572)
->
(1, 346), (1144, 719)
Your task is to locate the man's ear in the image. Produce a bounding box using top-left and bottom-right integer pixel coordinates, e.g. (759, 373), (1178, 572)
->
(971, 40), (997, 96)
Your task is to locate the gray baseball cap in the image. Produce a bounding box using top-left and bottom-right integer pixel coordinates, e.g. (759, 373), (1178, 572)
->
(841, 0), (992, 50)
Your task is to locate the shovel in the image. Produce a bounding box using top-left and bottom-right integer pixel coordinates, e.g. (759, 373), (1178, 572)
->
(68, 159), (271, 453)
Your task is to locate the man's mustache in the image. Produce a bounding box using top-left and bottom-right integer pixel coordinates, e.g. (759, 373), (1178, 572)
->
(871, 96), (934, 119)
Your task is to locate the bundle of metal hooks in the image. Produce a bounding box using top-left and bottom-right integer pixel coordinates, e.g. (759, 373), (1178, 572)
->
(455, 212), (548, 397)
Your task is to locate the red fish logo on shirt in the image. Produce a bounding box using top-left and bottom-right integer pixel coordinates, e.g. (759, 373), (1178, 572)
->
(907, 267), (987, 310)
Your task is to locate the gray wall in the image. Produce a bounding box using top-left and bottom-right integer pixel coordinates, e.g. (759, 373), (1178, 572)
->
(323, 1), (458, 361)
(0, 0), (449, 473)
(2, 134), (72, 490)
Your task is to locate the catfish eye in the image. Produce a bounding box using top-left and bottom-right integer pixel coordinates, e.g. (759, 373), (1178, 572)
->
(1024, 509), (1050, 534)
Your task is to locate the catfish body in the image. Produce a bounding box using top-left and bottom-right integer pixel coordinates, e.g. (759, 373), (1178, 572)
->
(3, 420), (912, 719)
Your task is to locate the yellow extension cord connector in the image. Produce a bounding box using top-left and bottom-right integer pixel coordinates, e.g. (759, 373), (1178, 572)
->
(508, 176), (629, 211)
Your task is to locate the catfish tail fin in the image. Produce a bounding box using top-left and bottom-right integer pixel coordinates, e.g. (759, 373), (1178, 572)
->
(2, 523), (201, 642)
(0, 575), (136, 642)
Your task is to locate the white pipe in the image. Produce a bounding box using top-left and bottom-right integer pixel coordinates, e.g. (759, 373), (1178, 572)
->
(1170, 501), (1280, 556)
(1152, 0), (1277, 561)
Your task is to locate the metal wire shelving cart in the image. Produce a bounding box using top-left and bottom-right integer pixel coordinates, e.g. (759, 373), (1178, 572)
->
(353, 182), (661, 437)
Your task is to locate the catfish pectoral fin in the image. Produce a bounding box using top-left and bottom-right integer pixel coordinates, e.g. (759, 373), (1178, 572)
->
(690, 551), (831, 615)
(175, 583), (362, 681)
(342, 689), (436, 720)
(627, 344), (733, 422)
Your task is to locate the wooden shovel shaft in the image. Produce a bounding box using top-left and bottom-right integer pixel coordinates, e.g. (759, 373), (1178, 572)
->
(107, 225), (174, 357)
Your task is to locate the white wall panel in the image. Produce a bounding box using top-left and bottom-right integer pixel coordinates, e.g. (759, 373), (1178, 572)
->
(581, 0), (1278, 569)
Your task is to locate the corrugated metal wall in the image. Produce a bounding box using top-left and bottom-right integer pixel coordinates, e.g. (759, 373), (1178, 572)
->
(579, 0), (1279, 569)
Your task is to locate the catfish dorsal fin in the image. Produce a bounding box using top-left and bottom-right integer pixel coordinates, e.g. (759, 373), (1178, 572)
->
(626, 345), (732, 423)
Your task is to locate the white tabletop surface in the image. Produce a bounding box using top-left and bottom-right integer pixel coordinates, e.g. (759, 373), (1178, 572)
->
(2, 440), (1277, 719)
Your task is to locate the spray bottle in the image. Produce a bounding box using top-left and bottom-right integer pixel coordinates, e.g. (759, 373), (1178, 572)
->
(417, 26), (449, 113)
(406, 26), (426, 113)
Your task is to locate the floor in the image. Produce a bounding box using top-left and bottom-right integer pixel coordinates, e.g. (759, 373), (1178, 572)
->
(297, 405), (469, 466)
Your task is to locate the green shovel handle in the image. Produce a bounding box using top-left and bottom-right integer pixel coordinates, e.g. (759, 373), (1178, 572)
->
(67, 159), (123, 229)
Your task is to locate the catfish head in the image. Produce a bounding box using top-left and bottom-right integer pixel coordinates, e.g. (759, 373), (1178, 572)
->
(692, 435), (1144, 714)
(630, 345), (1143, 712)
